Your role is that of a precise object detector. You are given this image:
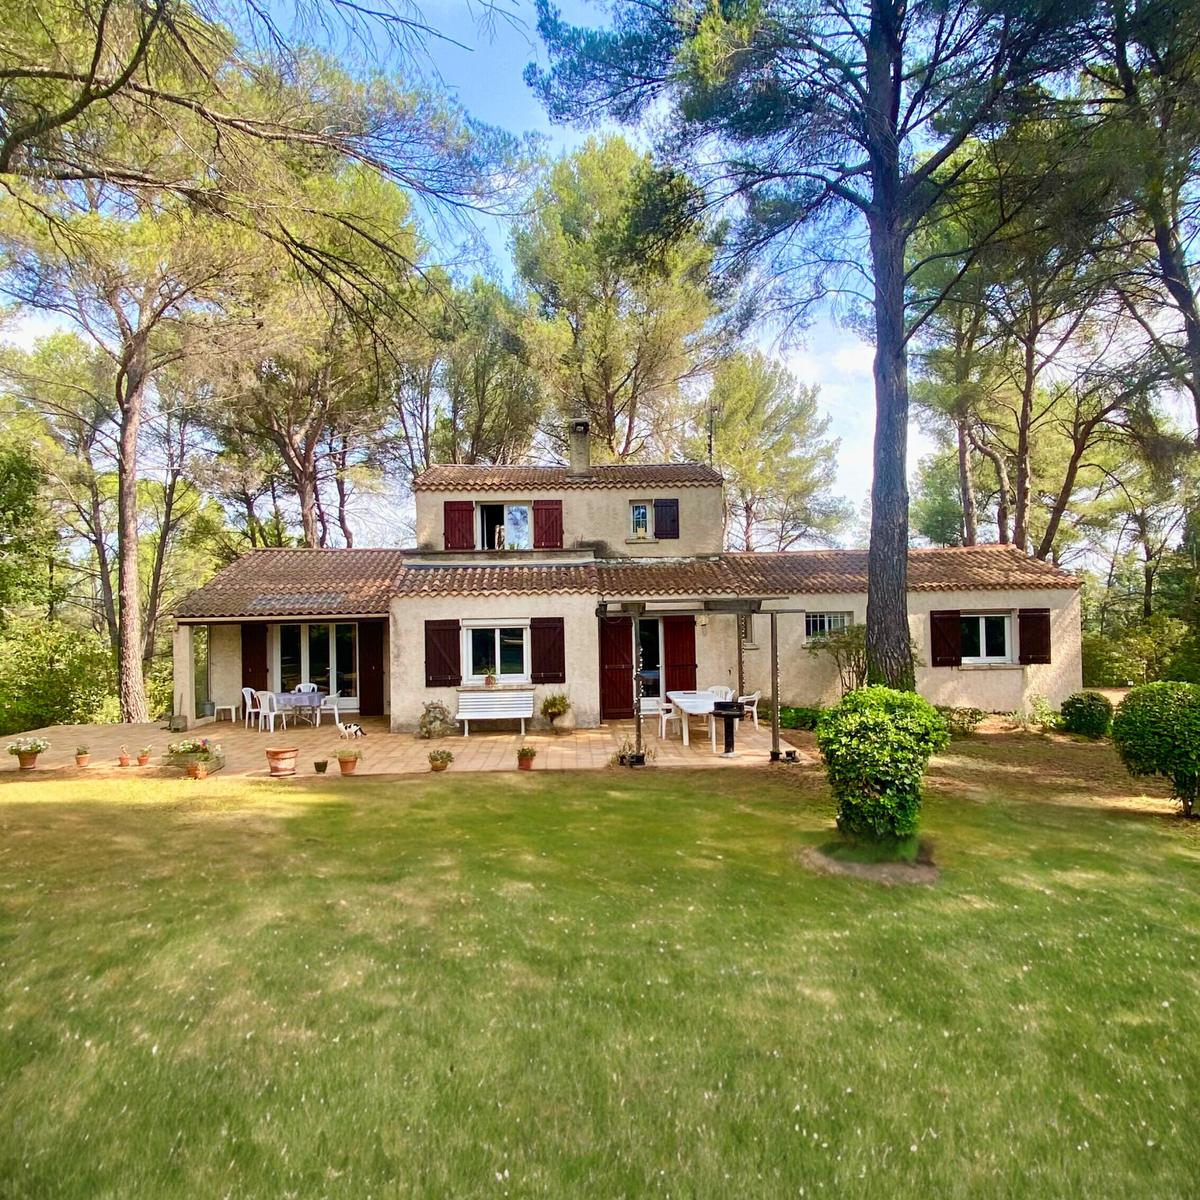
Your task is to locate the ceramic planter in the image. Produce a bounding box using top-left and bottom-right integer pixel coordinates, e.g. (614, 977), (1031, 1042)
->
(338, 757), (359, 776)
(137, 754), (151, 767)
(118, 755), (131, 768)
(430, 761), (449, 772)
(16, 752), (38, 770)
(74, 755), (90, 768)
(517, 758), (535, 771)
(314, 760), (328, 774)
(265, 746), (299, 777)
(186, 760), (209, 780)
(551, 709), (576, 734)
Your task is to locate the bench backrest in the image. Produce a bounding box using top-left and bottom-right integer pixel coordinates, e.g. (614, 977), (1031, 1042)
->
(457, 690), (535, 717)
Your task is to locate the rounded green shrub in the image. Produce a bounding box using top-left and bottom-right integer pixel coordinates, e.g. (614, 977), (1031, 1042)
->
(1111, 682), (1200, 817)
(1059, 691), (1113, 738)
(815, 686), (950, 841)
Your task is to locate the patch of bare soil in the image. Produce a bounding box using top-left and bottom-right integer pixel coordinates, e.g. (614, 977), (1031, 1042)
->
(798, 845), (940, 886)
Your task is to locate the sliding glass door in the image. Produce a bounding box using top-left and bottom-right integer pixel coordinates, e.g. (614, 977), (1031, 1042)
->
(272, 623), (359, 706)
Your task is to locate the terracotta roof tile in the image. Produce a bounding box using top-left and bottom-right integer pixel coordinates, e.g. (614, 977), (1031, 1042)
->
(411, 462), (723, 491)
(175, 543), (1078, 618)
(173, 548), (407, 619)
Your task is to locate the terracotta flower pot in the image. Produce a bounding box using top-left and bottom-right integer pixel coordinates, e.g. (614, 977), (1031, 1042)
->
(518, 758), (534, 771)
(265, 746), (299, 777)
(75, 754), (90, 768)
(430, 761), (449, 772)
(118, 755), (131, 768)
(137, 754), (151, 767)
(16, 751), (38, 770)
(338, 757), (359, 775)
(186, 760), (208, 780)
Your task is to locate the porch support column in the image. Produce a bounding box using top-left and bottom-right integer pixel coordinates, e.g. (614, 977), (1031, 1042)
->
(770, 611), (781, 762)
(172, 622), (196, 729)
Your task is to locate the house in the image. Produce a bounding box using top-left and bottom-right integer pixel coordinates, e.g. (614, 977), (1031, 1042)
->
(171, 420), (1083, 729)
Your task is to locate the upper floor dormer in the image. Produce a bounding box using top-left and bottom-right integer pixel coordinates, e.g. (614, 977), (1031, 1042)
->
(411, 420), (725, 558)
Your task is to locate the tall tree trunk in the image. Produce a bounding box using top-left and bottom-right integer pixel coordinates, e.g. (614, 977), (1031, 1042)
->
(969, 430), (1012, 543)
(115, 357), (150, 723)
(956, 415), (977, 545)
(1012, 321), (1037, 551)
(334, 439), (354, 547)
(863, 0), (913, 690)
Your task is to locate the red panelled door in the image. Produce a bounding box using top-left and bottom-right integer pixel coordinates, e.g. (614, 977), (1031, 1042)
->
(241, 623), (268, 692)
(662, 616), (697, 693)
(598, 615), (635, 720)
(357, 620), (386, 715)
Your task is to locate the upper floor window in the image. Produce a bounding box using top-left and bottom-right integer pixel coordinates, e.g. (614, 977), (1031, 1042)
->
(805, 611), (852, 639)
(630, 502), (650, 538)
(961, 613), (1011, 663)
(479, 503), (531, 550)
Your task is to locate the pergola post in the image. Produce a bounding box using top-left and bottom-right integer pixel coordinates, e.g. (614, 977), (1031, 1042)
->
(770, 611), (781, 762)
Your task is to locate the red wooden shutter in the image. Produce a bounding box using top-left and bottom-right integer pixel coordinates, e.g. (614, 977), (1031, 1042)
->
(662, 615), (697, 692)
(532, 500), (563, 549)
(1018, 608), (1052, 664)
(530, 617), (566, 683)
(598, 615), (635, 719)
(929, 610), (962, 667)
(424, 619), (461, 686)
(653, 498), (680, 539)
(443, 501), (475, 550)
(241, 623), (268, 691)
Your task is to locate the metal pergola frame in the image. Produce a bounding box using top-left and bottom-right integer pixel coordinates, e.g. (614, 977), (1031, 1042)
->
(599, 598), (813, 763)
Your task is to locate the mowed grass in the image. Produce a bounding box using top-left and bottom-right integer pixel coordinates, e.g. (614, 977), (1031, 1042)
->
(2, 734), (1198, 1199)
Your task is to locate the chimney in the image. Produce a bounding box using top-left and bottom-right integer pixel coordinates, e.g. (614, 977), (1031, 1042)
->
(567, 417), (591, 477)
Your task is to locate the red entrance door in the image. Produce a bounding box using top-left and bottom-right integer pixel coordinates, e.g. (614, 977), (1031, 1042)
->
(241, 624), (268, 692)
(598, 616), (634, 719)
(357, 620), (386, 716)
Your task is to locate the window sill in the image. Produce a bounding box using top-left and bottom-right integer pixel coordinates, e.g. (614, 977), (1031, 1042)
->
(956, 662), (1024, 671)
(458, 681), (533, 690)
(625, 537), (659, 545)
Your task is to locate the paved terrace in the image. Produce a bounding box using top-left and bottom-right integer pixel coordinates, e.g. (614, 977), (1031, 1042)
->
(3, 716), (788, 778)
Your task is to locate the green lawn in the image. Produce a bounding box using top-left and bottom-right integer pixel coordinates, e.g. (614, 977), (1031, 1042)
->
(2, 735), (1198, 1198)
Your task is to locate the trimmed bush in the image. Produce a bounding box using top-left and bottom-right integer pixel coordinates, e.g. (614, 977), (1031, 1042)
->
(1059, 691), (1113, 738)
(1111, 682), (1200, 817)
(816, 687), (950, 841)
(935, 705), (986, 737)
(779, 705), (823, 731)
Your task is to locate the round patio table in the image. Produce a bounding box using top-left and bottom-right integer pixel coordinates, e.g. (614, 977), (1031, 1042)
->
(274, 691), (327, 726)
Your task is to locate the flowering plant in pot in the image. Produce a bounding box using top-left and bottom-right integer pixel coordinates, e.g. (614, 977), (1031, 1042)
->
(8, 737), (50, 770)
(117, 744), (131, 768)
(428, 748), (454, 772)
(165, 737), (223, 777)
(137, 745), (152, 767)
(75, 745), (90, 767)
(337, 747), (362, 775)
(480, 663), (497, 688)
(516, 746), (537, 771)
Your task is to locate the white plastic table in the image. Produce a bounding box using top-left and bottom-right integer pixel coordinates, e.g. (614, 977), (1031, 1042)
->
(274, 691), (326, 726)
(665, 690), (718, 751)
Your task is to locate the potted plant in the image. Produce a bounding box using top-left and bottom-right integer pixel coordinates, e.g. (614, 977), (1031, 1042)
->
(314, 759), (329, 774)
(117, 744), (131, 768)
(8, 737), (50, 771)
(165, 738), (224, 777)
(428, 748), (454, 772)
(480, 663), (498, 688)
(137, 745), (152, 767)
(540, 693), (574, 733)
(74, 745), (90, 768)
(265, 745), (300, 777)
(516, 746), (537, 771)
(337, 747), (362, 775)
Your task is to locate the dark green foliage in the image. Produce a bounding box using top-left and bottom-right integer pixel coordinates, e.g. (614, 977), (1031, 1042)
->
(779, 705), (822, 730)
(1081, 632), (1137, 687)
(816, 686), (950, 840)
(1059, 691), (1113, 738)
(0, 617), (116, 734)
(935, 706), (986, 737)
(0, 445), (55, 615)
(1111, 682), (1200, 817)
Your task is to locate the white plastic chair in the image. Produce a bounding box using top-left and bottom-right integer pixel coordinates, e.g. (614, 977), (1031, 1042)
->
(256, 690), (287, 733)
(316, 690), (339, 728)
(658, 701), (684, 740)
(295, 682), (318, 693)
(738, 690), (762, 730)
(705, 686), (734, 702)
(242, 687), (262, 729)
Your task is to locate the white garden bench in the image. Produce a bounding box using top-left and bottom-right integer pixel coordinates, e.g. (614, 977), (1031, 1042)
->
(455, 689), (536, 736)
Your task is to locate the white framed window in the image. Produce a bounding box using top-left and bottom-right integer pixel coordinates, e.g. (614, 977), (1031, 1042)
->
(478, 503), (532, 550)
(461, 618), (531, 682)
(804, 611), (853, 640)
(630, 501), (651, 538)
(273, 622), (359, 702)
(961, 613), (1012, 664)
